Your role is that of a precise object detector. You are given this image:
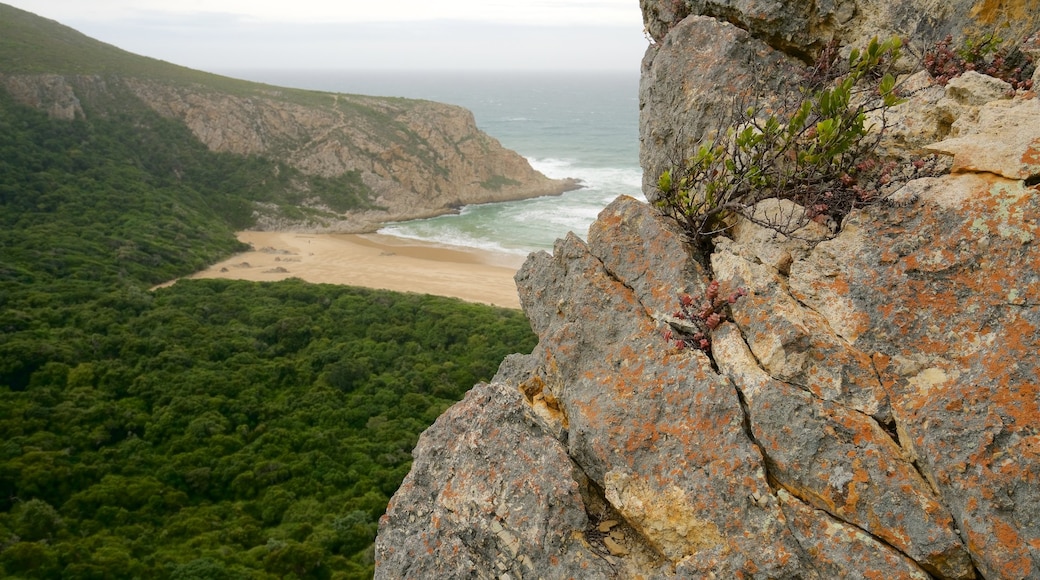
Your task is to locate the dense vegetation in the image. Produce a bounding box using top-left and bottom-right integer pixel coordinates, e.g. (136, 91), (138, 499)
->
(1, 280), (534, 578)
(0, 70), (537, 578)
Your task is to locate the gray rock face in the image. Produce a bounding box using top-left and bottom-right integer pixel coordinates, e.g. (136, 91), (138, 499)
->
(639, 16), (799, 202)
(374, 382), (617, 579)
(640, 0), (1037, 52)
(638, 0), (1040, 204)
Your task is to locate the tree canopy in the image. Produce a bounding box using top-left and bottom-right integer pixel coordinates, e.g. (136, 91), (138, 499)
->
(0, 88), (537, 579)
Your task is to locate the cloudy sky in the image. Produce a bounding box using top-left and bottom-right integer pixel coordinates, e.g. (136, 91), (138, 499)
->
(7, 1), (649, 72)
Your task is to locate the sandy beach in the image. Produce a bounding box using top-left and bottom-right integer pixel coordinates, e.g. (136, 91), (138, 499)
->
(163, 232), (529, 309)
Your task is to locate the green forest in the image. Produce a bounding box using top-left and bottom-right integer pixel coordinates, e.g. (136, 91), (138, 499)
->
(0, 80), (537, 578)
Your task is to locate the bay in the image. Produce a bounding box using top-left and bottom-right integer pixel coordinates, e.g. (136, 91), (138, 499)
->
(219, 69), (644, 255)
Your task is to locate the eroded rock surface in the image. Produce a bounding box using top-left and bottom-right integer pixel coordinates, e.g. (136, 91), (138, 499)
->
(121, 79), (573, 228)
(379, 100), (1040, 575)
(377, 2), (1040, 578)
(374, 382), (617, 579)
(381, 157), (1038, 578)
(638, 0), (1040, 202)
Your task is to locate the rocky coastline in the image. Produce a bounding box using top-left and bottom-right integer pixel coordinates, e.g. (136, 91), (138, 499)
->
(0, 72), (579, 233)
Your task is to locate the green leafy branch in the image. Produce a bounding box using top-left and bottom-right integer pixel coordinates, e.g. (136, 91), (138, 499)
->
(654, 36), (906, 249)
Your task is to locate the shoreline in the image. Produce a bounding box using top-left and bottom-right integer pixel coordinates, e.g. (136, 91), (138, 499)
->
(158, 231), (529, 309)
(305, 177), (585, 235)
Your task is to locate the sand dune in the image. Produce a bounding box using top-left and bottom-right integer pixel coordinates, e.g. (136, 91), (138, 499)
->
(164, 232), (529, 309)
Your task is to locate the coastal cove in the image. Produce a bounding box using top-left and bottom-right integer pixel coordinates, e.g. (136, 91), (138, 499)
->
(154, 71), (644, 310)
(159, 231), (527, 309)
(227, 69), (643, 255)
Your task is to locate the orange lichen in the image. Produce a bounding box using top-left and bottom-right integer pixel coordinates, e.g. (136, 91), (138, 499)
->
(1022, 138), (1040, 167)
(969, 0), (1040, 24)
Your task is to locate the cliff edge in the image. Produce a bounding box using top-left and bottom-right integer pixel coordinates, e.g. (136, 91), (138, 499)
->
(376, 1), (1040, 578)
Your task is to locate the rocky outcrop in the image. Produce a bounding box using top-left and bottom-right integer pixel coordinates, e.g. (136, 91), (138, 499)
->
(638, 0), (1040, 201)
(378, 15), (1040, 579)
(640, 0), (1039, 56)
(0, 72), (575, 232)
(639, 16), (800, 202)
(0, 73), (84, 120)
(379, 103), (1040, 572)
(121, 79), (575, 229)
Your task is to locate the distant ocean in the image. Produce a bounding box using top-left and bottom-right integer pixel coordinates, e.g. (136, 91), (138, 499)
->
(220, 70), (643, 257)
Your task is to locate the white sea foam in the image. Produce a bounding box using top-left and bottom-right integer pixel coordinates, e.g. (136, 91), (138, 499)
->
(378, 225), (531, 257)
(527, 157), (579, 179)
(371, 71), (641, 256)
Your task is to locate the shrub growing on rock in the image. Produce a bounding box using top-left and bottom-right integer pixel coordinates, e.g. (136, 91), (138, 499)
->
(653, 37), (906, 248)
(923, 33), (1036, 90)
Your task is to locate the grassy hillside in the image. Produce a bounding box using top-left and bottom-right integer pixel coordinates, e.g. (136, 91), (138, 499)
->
(0, 5), (538, 578)
(0, 3), (436, 228)
(0, 3), (362, 101)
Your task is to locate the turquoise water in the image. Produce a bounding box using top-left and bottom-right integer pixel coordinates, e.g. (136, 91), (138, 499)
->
(222, 70), (643, 255)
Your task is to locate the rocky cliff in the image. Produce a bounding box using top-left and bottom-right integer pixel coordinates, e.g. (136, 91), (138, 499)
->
(638, 0), (1040, 197)
(0, 3), (576, 232)
(122, 79), (577, 230)
(0, 71), (575, 232)
(375, 1), (1040, 578)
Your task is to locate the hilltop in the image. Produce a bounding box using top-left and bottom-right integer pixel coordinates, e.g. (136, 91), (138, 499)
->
(0, 3), (577, 232)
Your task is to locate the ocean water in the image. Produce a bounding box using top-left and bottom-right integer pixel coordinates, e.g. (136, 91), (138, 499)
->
(222, 70), (643, 256)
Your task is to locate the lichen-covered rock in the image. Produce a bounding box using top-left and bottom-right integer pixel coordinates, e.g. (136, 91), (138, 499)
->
(775, 489), (933, 580)
(376, 3), (1040, 578)
(378, 166), (1040, 577)
(514, 198), (810, 577)
(374, 382), (616, 579)
(711, 323), (973, 578)
(803, 172), (1040, 580)
(712, 233), (892, 421)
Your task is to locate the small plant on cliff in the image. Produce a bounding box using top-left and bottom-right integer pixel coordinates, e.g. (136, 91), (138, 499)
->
(923, 33), (1035, 91)
(662, 280), (748, 352)
(654, 36), (906, 249)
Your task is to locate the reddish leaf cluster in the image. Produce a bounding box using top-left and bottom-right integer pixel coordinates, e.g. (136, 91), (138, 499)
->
(801, 39), (855, 89)
(924, 34), (1035, 91)
(663, 280), (748, 352)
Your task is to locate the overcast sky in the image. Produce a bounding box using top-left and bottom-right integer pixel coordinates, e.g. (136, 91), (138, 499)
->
(7, 1), (649, 72)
